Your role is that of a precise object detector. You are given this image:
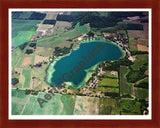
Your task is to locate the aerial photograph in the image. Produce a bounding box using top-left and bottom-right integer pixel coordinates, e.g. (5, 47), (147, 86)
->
(10, 10), (150, 116)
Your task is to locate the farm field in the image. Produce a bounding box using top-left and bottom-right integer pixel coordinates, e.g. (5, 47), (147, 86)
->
(97, 71), (119, 95)
(131, 54), (148, 70)
(21, 92), (76, 115)
(37, 29), (82, 47)
(119, 99), (141, 115)
(134, 84), (149, 100)
(45, 12), (58, 20)
(73, 96), (99, 115)
(16, 55), (35, 68)
(21, 69), (32, 89)
(74, 22), (90, 34)
(18, 12), (33, 19)
(99, 98), (120, 115)
(22, 93), (63, 115)
(12, 89), (30, 115)
(119, 66), (132, 96)
(12, 19), (41, 47)
(12, 47), (23, 70)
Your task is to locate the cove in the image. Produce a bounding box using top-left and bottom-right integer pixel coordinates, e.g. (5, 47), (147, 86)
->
(46, 40), (124, 89)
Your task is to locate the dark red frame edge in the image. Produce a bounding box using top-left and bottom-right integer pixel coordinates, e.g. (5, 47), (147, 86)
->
(0, 0), (160, 128)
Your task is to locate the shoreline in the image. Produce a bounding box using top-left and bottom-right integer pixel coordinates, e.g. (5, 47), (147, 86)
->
(45, 39), (124, 88)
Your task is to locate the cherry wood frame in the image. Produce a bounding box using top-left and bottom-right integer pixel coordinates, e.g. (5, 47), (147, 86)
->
(0, 0), (160, 128)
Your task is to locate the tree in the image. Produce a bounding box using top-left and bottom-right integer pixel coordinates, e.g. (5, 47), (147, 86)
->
(25, 49), (33, 54)
(12, 78), (19, 85)
(87, 31), (94, 37)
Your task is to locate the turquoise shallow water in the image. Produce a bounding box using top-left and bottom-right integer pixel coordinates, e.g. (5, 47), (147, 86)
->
(47, 40), (123, 88)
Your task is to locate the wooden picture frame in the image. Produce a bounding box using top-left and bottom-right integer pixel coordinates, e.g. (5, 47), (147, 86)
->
(0, 0), (160, 127)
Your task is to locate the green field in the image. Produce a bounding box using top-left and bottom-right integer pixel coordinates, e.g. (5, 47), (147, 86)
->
(16, 55), (35, 68)
(22, 69), (32, 89)
(18, 12), (33, 19)
(12, 47), (23, 70)
(131, 54), (148, 70)
(22, 93), (63, 115)
(99, 98), (120, 115)
(12, 19), (41, 47)
(22, 93), (76, 115)
(97, 71), (119, 94)
(119, 66), (132, 96)
(12, 89), (30, 115)
(74, 22), (90, 34)
(73, 96), (99, 115)
(119, 99), (141, 115)
(60, 94), (76, 115)
(99, 71), (118, 87)
(12, 91), (77, 115)
(129, 39), (138, 52)
(37, 29), (82, 46)
(134, 87), (148, 99)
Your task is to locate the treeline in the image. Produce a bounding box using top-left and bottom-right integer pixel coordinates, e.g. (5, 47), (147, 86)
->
(56, 14), (75, 22)
(131, 51), (148, 56)
(119, 24), (144, 30)
(56, 12), (146, 29)
(29, 43), (36, 49)
(53, 43), (73, 56)
(29, 12), (46, 20)
(43, 20), (56, 25)
(110, 12), (146, 18)
(104, 57), (133, 71)
(12, 12), (46, 20)
(126, 63), (148, 83)
(134, 81), (148, 89)
(12, 12), (22, 19)
(19, 42), (28, 50)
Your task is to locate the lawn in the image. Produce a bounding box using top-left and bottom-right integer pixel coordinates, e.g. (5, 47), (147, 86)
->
(131, 54), (148, 70)
(119, 66), (132, 96)
(99, 97), (120, 115)
(22, 69), (32, 89)
(12, 89), (30, 115)
(12, 47), (23, 70)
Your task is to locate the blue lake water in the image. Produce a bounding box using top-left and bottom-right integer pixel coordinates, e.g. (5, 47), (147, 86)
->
(47, 40), (123, 88)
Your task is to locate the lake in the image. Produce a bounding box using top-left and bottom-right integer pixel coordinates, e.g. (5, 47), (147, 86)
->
(46, 40), (124, 88)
